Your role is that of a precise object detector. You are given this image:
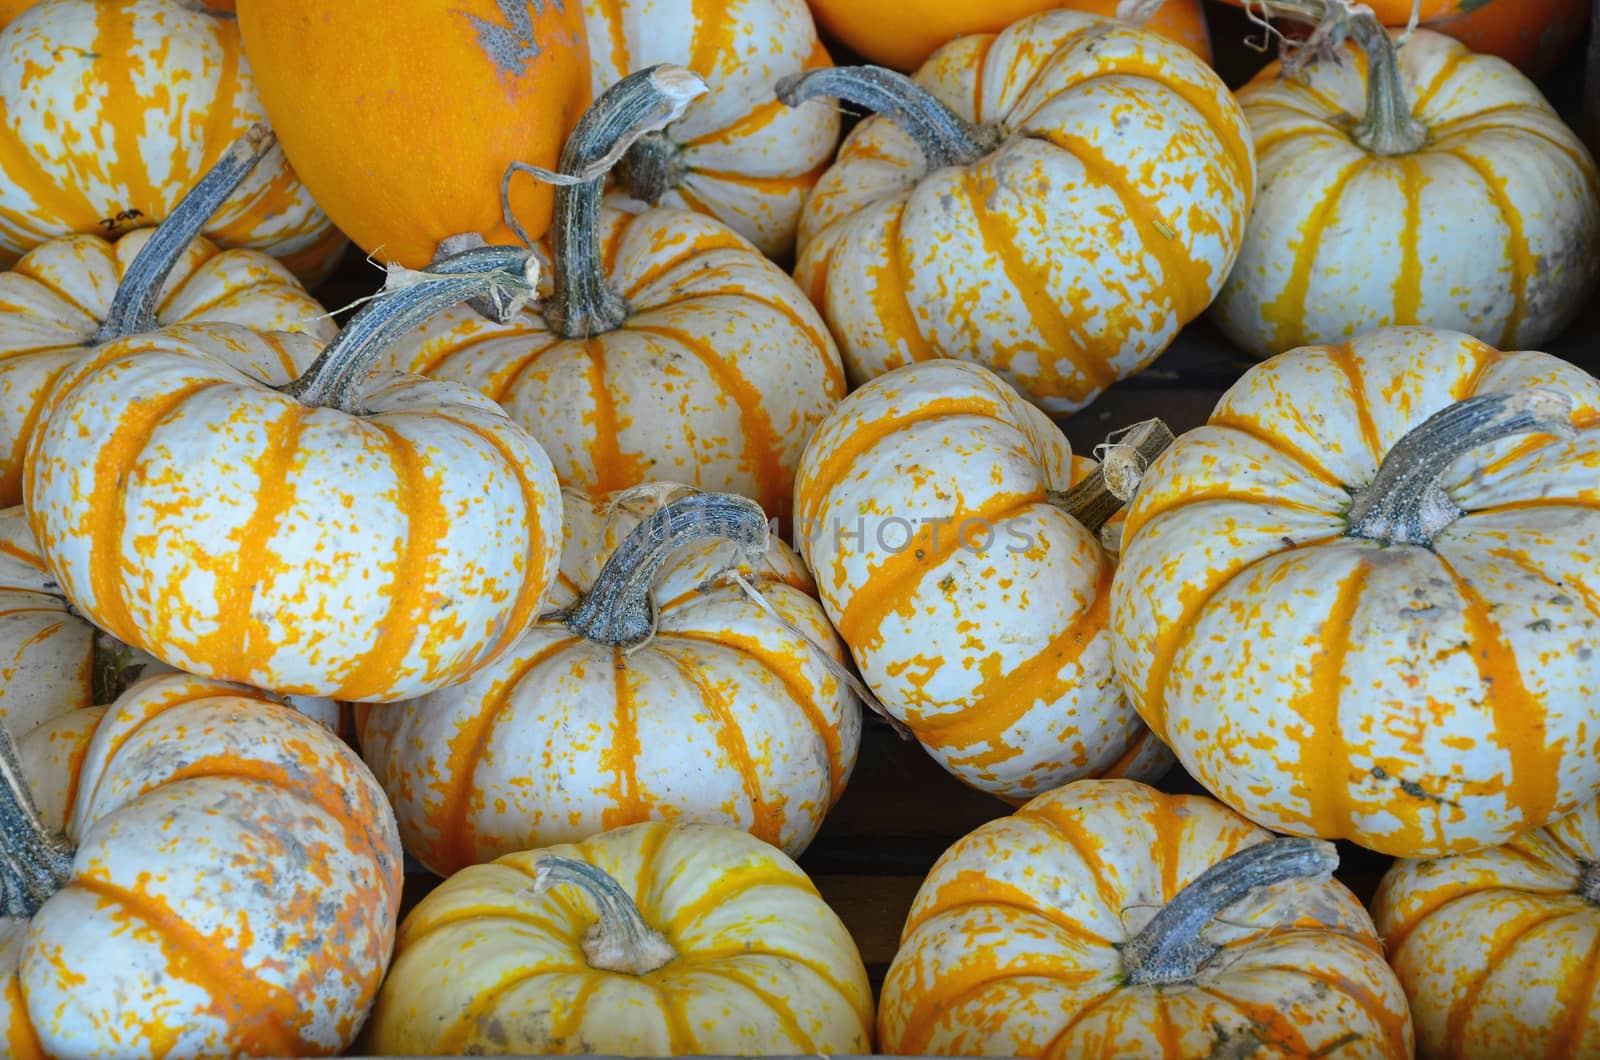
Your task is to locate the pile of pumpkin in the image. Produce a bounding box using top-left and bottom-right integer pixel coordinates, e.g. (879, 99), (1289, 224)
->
(0, 0), (1596, 1055)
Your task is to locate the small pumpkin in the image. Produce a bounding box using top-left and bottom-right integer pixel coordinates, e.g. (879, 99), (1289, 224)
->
(1216, 0), (1589, 76)
(0, 669), (403, 1057)
(0, 506), (159, 741)
(24, 245), (565, 703)
(1111, 325), (1600, 858)
(878, 778), (1413, 1057)
(805, 0), (1213, 72)
(0, 126), (334, 509)
(379, 65), (844, 524)
(1209, 0), (1600, 360)
(781, 10), (1254, 414)
(359, 485), (861, 876)
(362, 819), (874, 1055)
(1371, 794), (1600, 1059)
(0, 0), (345, 283)
(585, 0), (840, 259)
(793, 358), (1174, 802)
(235, 0), (592, 269)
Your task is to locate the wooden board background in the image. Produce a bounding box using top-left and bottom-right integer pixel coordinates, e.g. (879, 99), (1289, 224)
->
(303, 0), (1600, 1029)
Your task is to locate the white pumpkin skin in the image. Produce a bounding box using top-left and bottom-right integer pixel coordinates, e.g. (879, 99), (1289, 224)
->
(585, 0), (839, 258)
(0, 0), (345, 282)
(359, 484), (862, 875)
(793, 358), (1170, 802)
(1212, 27), (1600, 358)
(0, 671), (403, 1057)
(1111, 326), (1600, 857)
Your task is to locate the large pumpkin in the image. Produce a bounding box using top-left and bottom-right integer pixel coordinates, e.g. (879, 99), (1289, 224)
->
(1372, 794), (1600, 1059)
(1209, 1), (1600, 360)
(379, 66), (844, 524)
(0, 670), (403, 1057)
(783, 10), (1254, 414)
(0, 127), (334, 508)
(584, 0), (839, 259)
(362, 820), (874, 1055)
(793, 358), (1174, 802)
(235, 0), (592, 268)
(1111, 325), (1600, 858)
(23, 245), (564, 703)
(0, 0), (345, 283)
(878, 778), (1413, 1057)
(359, 485), (862, 876)
(805, 0), (1213, 72)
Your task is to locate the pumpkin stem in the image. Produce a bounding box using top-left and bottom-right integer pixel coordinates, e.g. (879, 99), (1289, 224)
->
(530, 855), (678, 975)
(281, 246), (542, 412)
(91, 630), (153, 707)
(1345, 388), (1574, 548)
(0, 718), (73, 919)
(560, 492), (770, 649)
(614, 131), (687, 206)
(1250, 0), (1426, 156)
(1049, 418), (1175, 536)
(1579, 862), (1600, 905)
(504, 65), (708, 339)
(1120, 837), (1338, 986)
(775, 66), (1001, 171)
(90, 124), (278, 345)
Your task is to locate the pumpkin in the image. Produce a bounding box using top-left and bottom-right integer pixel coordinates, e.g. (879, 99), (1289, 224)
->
(1111, 325), (1600, 858)
(0, 669), (403, 1057)
(805, 0), (1213, 72)
(781, 10), (1254, 414)
(23, 244), (565, 703)
(362, 819), (874, 1055)
(234, 0), (592, 269)
(358, 485), (861, 876)
(1371, 794), (1600, 1059)
(584, 0), (840, 259)
(1216, 0), (1589, 76)
(792, 358), (1175, 802)
(1208, 0), (1600, 360)
(378, 66), (844, 525)
(878, 778), (1413, 1057)
(0, 0), (345, 284)
(0, 505), (160, 741)
(0, 126), (335, 509)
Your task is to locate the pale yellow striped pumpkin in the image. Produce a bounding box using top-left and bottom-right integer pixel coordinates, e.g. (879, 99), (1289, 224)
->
(783, 9), (1254, 414)
(1111, 325), (1600, 858)
(1210, 7), (1600, 359)
(793, 358), (1172, 802)
(583, 0), (839, 258)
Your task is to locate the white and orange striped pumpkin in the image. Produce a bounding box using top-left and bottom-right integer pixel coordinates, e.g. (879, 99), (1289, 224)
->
(878, 778), (1413, 1057)
(363, 820), (874, 1054)
(0, 670), (403, 1057)
(781, 9), (1254, 414)
(584, 0), (839, 259)
(1111, 325), (1600, 858)
(359, 484), (861, 876)
(380, 67), (844, 524)
(23, 246), (564, 704)
(793, 358), (1173, 802)
(0, 127), (334, 508)
(1371, 795), (1600, 1058)
(1210, 2), (1600, 359)
(0, 0), (346, 283)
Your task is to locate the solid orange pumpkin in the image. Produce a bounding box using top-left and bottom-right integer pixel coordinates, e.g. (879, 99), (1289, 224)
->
(234, 0), (593, 268)
(806, 0), (1213, 71)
